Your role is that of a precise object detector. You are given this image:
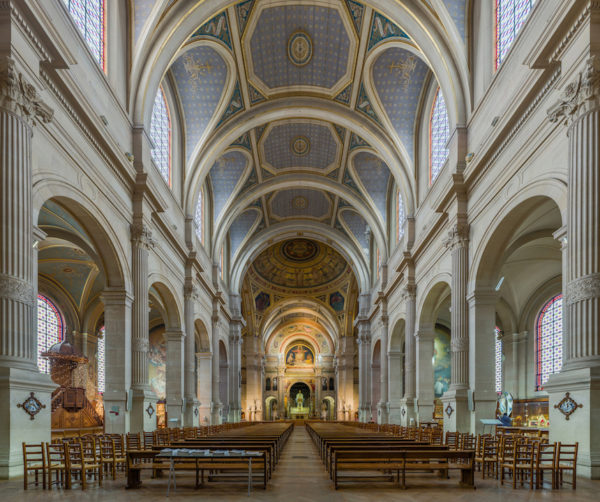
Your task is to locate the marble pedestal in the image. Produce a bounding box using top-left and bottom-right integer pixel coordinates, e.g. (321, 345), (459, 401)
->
(0, 366), (56, 478)
(545, 366), (600, 479)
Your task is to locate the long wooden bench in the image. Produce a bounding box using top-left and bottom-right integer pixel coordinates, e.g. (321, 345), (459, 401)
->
(126, 449), (268, 490)
(332, 449), (475, 489)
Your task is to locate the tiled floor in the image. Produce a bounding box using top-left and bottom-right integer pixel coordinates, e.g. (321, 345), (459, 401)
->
(2, 426), (599, 501)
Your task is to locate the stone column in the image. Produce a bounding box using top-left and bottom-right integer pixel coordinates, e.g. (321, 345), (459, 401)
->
(196, 352), (212, 426)
(466, 290), (498, 434)
(357, 321), (371, 422)
(182, 283), (199, 426)
(129, 223), (157, 432)
(228, 320), (243, 422)
(165, 329), (185, 427)
(415, 327), (435, 423)
(277, 367), (285, 418)
(101, 290), (133, 434)
(336, 336), (355, 420)
(377, 313), (389, 424)
(400, 285), (418, 426)
(210, 312), (222, 424)
(441, 223), (470, 432)
(546, 55), (600, 478)
(0, 57), (55, 479)
(244, 335), (262, 421)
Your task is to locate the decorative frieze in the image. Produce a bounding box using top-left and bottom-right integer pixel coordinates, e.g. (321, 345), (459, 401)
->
(0, 274), (35, 305)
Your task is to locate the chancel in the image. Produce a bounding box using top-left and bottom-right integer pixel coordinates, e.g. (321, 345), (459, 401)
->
(1, 0), (600, 499)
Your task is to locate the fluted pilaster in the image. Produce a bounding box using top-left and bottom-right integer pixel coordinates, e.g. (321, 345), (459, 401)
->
(445, 223), (470, 389)
(403, 285), (417, 399)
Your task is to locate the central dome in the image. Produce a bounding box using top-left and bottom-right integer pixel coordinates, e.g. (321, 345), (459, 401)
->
(251, 239), (348, 289)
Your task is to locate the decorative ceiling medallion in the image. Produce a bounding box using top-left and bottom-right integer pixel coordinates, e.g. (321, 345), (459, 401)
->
(292, 195), (309, 210)
(282, 239), (318, 262)
(288, 30), (313, 67)
(554, 392), (582, 420)
(291, 135), (311, 156)
(17, 392), (46, 420)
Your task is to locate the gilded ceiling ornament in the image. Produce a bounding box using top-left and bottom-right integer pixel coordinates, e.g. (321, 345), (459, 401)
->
(292, 195), (309, 210)
(290, 135), (311, 156)
(183, 54), (213, 92)
(388, 54), (417, 91)
(288, 30), (313, 67)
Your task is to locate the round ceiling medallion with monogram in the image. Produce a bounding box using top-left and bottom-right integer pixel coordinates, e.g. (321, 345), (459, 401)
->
(292, 195), (308, 210)
(288, 30), (313, 67)
(291, 135), (311, 156)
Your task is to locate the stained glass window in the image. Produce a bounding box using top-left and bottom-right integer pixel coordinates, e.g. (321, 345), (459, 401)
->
(495, 326), (503, 394)
(37, 295), (64, 373)
(397, 190), (405, 241)
(62, 0), (105, 70)
(429, 88), (450, 184)
(536, 294), (563, 390)
(194, 190), (204, 243)
(150, 86), (171, 186)
(495, 0), (536, 68)
(97, 326), (105, 394)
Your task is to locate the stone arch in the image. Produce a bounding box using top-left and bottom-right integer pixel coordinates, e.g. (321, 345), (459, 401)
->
(417, 278), (452, 329)
(148, 277), (184, 330)
(371, 339), (381, 421)
(194, 318), (211, 353)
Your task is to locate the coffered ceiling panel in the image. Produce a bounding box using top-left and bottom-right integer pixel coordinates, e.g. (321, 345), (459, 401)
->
(261, 121), (339, 172)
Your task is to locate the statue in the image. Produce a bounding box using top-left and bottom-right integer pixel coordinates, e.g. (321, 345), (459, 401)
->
(296, 391), (304, 408)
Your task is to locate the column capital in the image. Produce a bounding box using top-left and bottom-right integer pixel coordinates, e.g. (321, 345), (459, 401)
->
(466, 289), (498, 307)
(566, 273), (600, 305)
(548, 55), (600, 125)
(402, 284), (416, 302)
(130, 223), (156, 249)
(444, 222), (470, 251)
(0, 57), (53, 125)
(184, 283), (199, 301)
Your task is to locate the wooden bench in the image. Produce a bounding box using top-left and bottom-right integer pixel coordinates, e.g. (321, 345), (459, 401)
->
(332, 449), (475, 489)
(126, 449), (268, 490)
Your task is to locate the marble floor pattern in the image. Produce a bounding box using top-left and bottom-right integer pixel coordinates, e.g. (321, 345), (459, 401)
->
(2, 426), (599, 501)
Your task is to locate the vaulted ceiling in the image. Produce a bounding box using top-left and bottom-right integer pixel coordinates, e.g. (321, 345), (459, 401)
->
(131, 0), (471, 294)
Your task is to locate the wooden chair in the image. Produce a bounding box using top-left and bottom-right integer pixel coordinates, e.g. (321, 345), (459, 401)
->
(143, 431), (155, 449)
(66, 440), (102, 489)
(556, 442), (578, 489)
(46, 442), (68, 489)
(482, 437), (500, 479)
(126, 432), (141, 451)
(535, 442), (557, 489)
(99, 436), (125, 480)
(461, 433), (476, 450)
(445, 431), (459, 450)
(500, 437), (516, 486)
(22, 442), (46, 490)
(514, 442), (535, 489)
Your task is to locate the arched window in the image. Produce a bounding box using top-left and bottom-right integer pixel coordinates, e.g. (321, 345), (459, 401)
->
(62, 0), (106, 70)
(194, 190), (204, 243)
(97, 326), (105, 394)
(536, 294), (563, 390)
(265, 377), (271, 391)
(150, 86), (172, 186)
(429, 88), (450, 184)
(397, 190), (405, 241)
(495, 326), (503, 394)
(37, 295), (64, 373)
(495, 0), (536, 69)
(329, 377), (335, 391)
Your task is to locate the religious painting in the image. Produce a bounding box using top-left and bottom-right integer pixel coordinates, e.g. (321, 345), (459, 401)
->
(254, 292), (270, 311)
(433, 326), (451, 398)
(148, 329), (166, 400)
(285, 343), (315, 367)
(329, 291), (345, 312)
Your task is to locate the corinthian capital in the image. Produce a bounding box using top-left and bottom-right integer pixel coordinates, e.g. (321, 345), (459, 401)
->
(130, 223), (156, 249)
(548, 55), (600, 125)
(0, 57), (53, 124)
(444, 223), (469, 251)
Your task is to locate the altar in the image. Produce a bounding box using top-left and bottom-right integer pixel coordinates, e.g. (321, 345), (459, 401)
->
(289, 406), (310, 419)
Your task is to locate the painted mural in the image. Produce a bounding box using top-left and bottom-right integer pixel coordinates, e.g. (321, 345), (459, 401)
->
(149, 328), (166, 400)
(285, 343), (314, 367)
(329, 291), (344, 312)
(433, 326), (451, 398)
